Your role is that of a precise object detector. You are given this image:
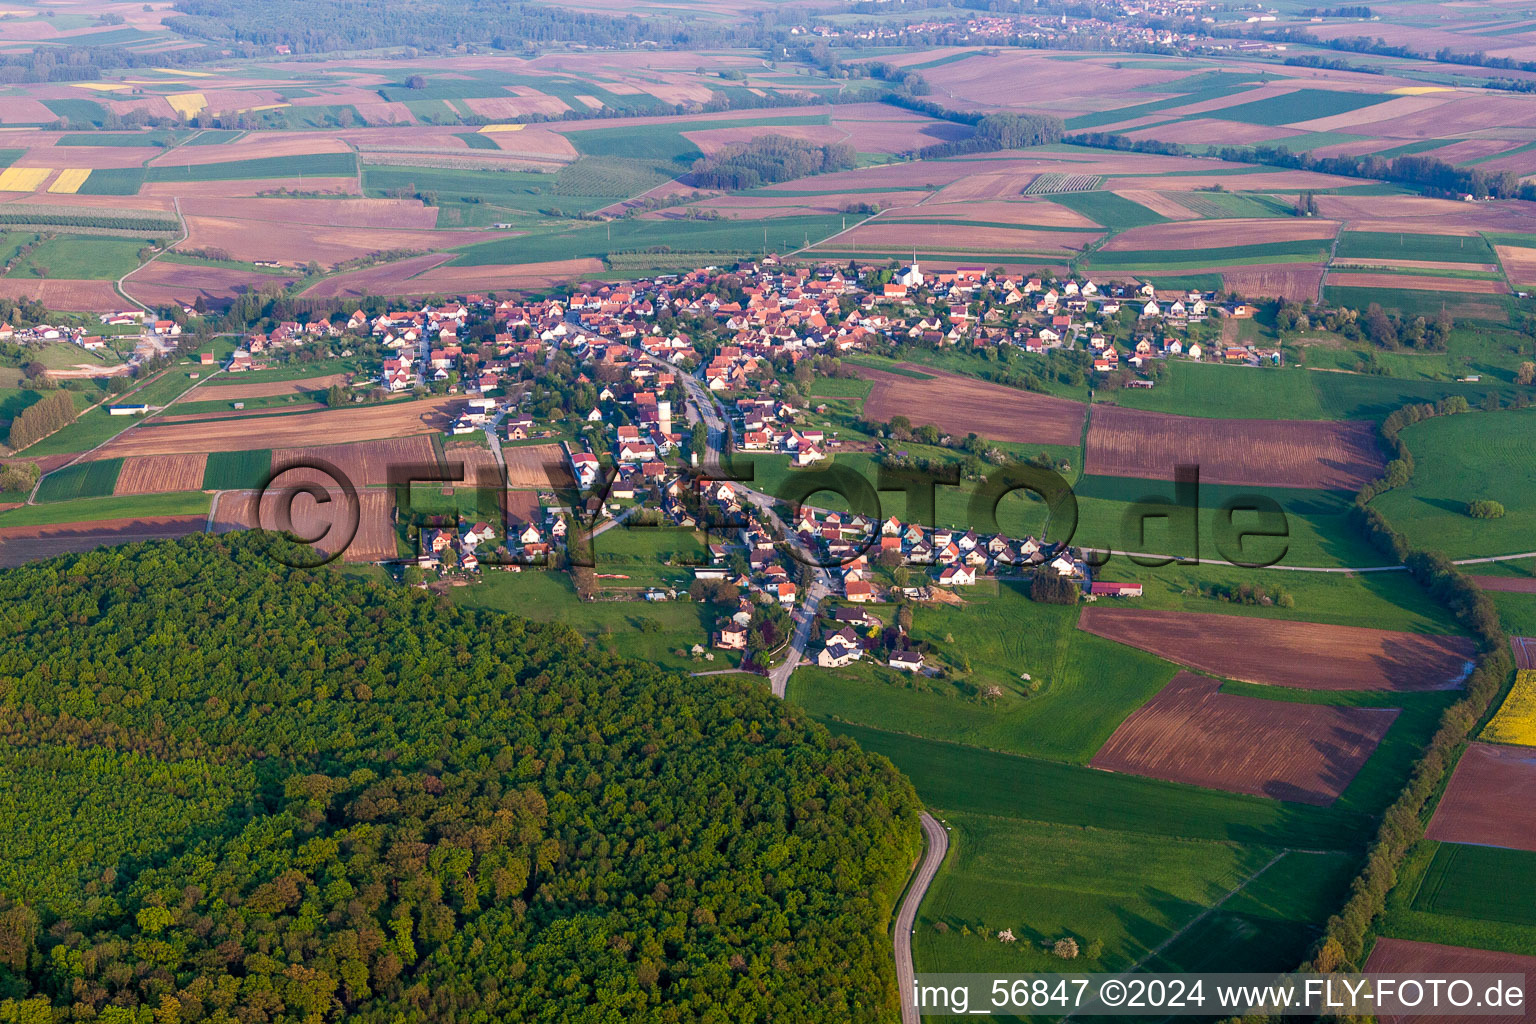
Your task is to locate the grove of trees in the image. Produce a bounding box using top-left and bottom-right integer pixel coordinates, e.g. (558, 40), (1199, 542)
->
(689, 135), (856, 191)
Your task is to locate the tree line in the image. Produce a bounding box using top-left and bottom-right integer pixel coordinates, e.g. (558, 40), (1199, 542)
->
(1066, 131), (1536, 201)
(4, 390), (75, 451)
(1226, 397), (1514, 1001)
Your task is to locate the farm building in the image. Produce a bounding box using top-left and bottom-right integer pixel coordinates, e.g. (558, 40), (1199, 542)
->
(1090, 582), (1144, 598)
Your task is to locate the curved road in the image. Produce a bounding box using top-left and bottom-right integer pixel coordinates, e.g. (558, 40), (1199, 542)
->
(896, 812), (949, 1024)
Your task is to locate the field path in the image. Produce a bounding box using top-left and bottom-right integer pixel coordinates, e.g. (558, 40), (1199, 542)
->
(1111, 851), (1288, 980)
(896, 812), (948, 1024)
(119, 195), (189, 311)
(1319, 216), (1345, 302)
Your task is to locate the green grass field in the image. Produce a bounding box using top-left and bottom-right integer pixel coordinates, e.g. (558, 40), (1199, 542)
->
(0, 491), (210, 527)
(914, 813), (1281, 974)
(1091, 558), (1459, 633)
(448, 569), (733, 674)
(34, 458), (122, 503)
(1324, 285), (1508, 322)
(1102, 362), (1327, 419)
(1412, 842), (1536, 927)
(1088, 239), (1330, 270)
(1379, 841), (1536, 955)
(57, 131), (180, 148)
(791, 584), (1177, 763)
(1209, 88), (1392, 126)
(807, 376), (873, 399)
(1170, 190), (1295, 219)
(1371, 408), (1536, 559)
(1142, 848), (1358, 972)
(1064, 476), (1387, 569)
(18, 406), (136, 457)
(1048, 190), (1167, 230)
(145, 153), (357, 183)
(73, 168), (146, 196)
(1334, 231), (1497, 264)
(828, 721), (1371, 848)
(202, 449), (272, 491)
(451, 213), (848, 266)
(6, 235), (148, 280)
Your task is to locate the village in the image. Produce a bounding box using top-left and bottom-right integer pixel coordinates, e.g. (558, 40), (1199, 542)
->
(183, 255), (1218, 675)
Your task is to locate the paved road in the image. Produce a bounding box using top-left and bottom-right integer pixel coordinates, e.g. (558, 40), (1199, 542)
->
(896, 812), (949, 1024)
(767, 571), (830, 697)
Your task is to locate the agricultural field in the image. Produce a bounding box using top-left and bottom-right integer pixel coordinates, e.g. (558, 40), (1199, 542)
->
(1411, 843), (1536, 928)
(0, 512), (208, 569)
(1084, 404), (1386, 490)
(1090, 672), (1399, 805)
(91, 397), (460, 458)
(1424, 743), (1536, 854)
(1371, 409), (1536, 560)
(1484, 670), (1536, 747)
(857, 363), (1086, 448)
(1077, 607), (1476, 691)
(112, 453), (208, 496)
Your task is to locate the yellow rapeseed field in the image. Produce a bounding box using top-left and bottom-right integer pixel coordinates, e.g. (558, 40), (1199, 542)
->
(478, 124), (525, 134)
(0, 166), (51, 191)
(1484, 669), (1536, 746)
(47, 168), (91, 194)
(167, 92), (208, 118)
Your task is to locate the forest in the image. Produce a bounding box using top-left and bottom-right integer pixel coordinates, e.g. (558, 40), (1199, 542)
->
(689, 136), (858, 191)
(0, 534), (921, 1023)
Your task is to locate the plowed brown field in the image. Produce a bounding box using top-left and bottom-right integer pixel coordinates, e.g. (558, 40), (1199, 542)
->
(503, 443), (572, 488)
(1365, 938), (1536, 1024)
(1328, 272), (1509, 294)
(1103, 218), (1339, 251)
(272, 435), (441, 488)
(1424, 742), (1536, 853)
(1222, 265), (1325, 301)
(1084, 404), (1385, 490)
(859, 364), (1085, 447)
(124, 261), (298, 306)
(0, 279), (121, 311)
(94, 398), (460, 457)
(1473, 575), (1536, 594)
(114, 453), (208, 496)
(0, 515), (207, 568)
(1513, 636), (1536, 670)
(1078, 607), (1476, 691)
(1091, 672), (1398, 805)
(202, 373), (349, 400)
(212, 485), (397, 563)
